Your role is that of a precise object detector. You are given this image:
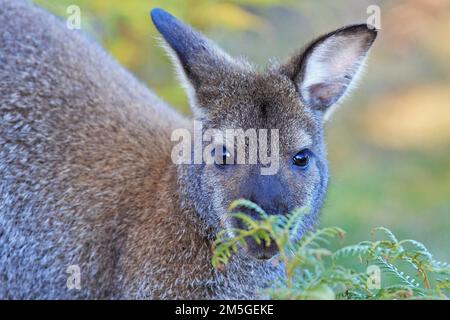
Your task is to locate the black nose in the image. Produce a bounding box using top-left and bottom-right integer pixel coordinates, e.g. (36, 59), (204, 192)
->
(241, 174), (289, 216)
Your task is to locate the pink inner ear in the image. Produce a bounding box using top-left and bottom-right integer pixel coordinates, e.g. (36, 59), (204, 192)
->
(296, 26), (377, 115)
(305, 82), (346, 110)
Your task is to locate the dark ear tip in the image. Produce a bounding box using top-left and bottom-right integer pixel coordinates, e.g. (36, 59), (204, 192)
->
(362, 23), (379, 38)
(150, 8), (173, 28)
(346, 23), (378, 37)
(363, 23), (378, 43)
(150, 7), (162, 21)
(332, 23), (378, 46)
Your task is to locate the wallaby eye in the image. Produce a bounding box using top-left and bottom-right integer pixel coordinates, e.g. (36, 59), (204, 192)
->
(213, 146), (232, 166)
(293, 149), (310, 168)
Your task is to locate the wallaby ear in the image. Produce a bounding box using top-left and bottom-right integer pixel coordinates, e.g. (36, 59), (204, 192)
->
(281, 24), (377, 120)
(150, 8), (235, 105)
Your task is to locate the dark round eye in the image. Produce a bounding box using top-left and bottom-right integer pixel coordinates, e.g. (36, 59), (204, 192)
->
(213, 146), (232, 166)
(293, 149), (310, 168)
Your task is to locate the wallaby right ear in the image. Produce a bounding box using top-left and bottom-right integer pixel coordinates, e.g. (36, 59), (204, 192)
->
(280, 24), (377, 120)
(150, 8), (235, 101)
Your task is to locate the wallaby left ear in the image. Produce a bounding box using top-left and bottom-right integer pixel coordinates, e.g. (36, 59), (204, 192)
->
(281, 24), (377, 120)
(150, 8), (240, 115)
(150, 8), (237, 89)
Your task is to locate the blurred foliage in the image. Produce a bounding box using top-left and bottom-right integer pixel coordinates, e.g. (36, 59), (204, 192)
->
(35, 0), (450, 260)
(35, 0), (293, 113)
(364, 85), (450, 149)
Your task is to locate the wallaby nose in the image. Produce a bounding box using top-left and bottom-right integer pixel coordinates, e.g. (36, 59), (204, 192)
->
(242, 175), (289, 216)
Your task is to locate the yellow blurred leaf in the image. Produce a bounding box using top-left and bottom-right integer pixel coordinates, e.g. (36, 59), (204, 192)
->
(192, 3), (266, 31)
(108, 39), (139, 67)
(229, 0), (287, 5)
(363, 85), (450, 150)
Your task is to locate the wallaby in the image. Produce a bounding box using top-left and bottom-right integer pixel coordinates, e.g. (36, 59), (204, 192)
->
(0, 0), (377, 299)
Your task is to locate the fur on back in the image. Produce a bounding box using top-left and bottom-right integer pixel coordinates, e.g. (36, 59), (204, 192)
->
(0, 0), (183, 298)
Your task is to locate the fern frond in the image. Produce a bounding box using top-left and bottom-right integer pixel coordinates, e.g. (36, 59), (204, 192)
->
(297, 227), (345, 252)
(284, 207), (309, 237)
(374, 256), (421, 291)
(431, 260), (450, 274)
(372, 227), (398, 244)
(228, 199), (268, 219)
(332, 243), (372, 260)
(212, 200), (449, 300)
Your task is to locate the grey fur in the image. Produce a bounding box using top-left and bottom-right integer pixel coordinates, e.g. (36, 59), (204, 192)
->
(0, 1), (376, 299)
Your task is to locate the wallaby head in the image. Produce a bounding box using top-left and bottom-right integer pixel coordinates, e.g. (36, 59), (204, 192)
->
(151, 9), (377, 260)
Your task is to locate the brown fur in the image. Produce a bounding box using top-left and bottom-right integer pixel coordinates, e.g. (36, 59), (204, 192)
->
(0, 1), (376, 299)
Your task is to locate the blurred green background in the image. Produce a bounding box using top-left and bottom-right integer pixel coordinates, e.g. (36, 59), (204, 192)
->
(35, 0), (449, 261)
